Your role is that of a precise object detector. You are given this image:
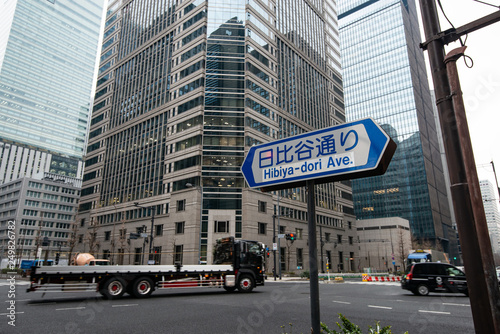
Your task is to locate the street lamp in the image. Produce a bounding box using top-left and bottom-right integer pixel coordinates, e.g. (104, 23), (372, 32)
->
(186, 183), (202, 264)
(134, 202), (155, 264)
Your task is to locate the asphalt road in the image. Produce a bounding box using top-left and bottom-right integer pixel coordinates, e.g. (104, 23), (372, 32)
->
(0, 279), (474, 334)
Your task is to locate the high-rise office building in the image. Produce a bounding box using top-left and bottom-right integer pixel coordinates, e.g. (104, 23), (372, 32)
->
(0, 0), (105, 182)
(339, 0), (458, 259)
(79, 0), (356, 273)
(0, 174), (81, 267)
(479, 180), (500, 254)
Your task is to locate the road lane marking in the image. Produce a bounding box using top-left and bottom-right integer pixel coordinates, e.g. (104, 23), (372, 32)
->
(56, 307), (86, 311)
(112, 304), (138, 308)
(332, 301), (351, 304)
(443, 302), (470, 307)
(419, 310), (451, 315)
(0, 312), (24, 316)
(368, 305), (392, 310)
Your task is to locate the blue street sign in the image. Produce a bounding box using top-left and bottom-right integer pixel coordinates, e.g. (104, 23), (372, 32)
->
(241, 118), (396, 190)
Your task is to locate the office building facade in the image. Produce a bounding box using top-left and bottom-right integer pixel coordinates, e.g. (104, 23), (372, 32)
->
(0, 0), (105, 183)
(0, 173), (81, 268)
(79, 0), (356, 273)
(479, 179), (500, 254)
(339, 0), (458, 259)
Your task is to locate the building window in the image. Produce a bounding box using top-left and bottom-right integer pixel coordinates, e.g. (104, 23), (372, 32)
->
(155, 224), (163, 236)
(118, 249), (124, 265)
(337, 234), (342, 244)
(80, 218), (85, 227)
(349, 236), (353, 245)
(120, 228), (127, 238)
(258, 200), (266, 213)
(214, 220), (229, 233)
(175, 222), (185, 234)
(325, 233), (330, 242)
(153, 246), (162, 264)
(134, 248), (142, 265)
(326, 250), (332, 267)
(279, 225), (285, 234)
(102, 250), (110, 260)
(295, 228), (303, 239)
(78, 234), (83, 243)
(258, 222), (267, 235)
(104, 231), (110, 241)
(348, 221), (352, 229)
(338, 251), (344, 271)
(174, 245), (183, 265)
(297, 248), (303, 268)
(177, 199), (186, 211)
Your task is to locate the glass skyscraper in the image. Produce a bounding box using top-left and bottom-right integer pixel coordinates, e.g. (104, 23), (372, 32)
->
(339, 0), (458, 258)
(0, 0), (105, 181)
(80, 0), (357, 272)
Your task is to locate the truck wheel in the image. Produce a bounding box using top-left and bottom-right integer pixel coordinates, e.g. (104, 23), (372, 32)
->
(100, 277), (126, 299)
(131, 277), (154, 298)
(417, 284), (429, 296)
(237, 275), (254, 293)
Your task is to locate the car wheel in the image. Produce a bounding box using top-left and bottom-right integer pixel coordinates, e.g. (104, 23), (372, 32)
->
(131, 277), (154, 298)
(100, 277), (127, 300)
(237, 275), (254, 293)
(417, 284), (429, 296)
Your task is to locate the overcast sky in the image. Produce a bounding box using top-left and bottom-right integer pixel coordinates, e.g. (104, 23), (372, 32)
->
(418, 0), (500, 195)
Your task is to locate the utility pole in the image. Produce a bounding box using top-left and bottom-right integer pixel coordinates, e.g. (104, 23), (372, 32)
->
(419, 2), (500, 332)
(491, 161), (500, 204)
(272, 211), (277, 280)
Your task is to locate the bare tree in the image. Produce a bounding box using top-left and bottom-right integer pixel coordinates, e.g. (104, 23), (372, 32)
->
(84, 217), (100, 255)
(397, 228), (410, 272)
(66, 222), (79, 265)
(33, 219), (44, 260)
(411, 235), (433, 251)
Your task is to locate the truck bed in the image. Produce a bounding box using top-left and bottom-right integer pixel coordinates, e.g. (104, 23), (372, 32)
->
(32, 264), (234, 275)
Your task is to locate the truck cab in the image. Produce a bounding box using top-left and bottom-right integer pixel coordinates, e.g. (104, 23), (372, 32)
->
(213, 237), (265, 292)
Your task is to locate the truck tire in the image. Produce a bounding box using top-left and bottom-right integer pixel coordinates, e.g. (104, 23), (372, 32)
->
(237, 275), (254, 293)
(100, 277), (127, 299)
(131, 277), (154, 298)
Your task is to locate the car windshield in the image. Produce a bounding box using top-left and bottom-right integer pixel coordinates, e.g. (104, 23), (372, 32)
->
(446, 266), (464, 276)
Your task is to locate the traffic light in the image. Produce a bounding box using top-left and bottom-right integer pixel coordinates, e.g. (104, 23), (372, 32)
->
(285, 233), (295, 243)
(55, 253), (60, 265)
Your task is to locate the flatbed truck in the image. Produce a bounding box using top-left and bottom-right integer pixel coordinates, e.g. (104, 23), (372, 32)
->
(27, 237), (265, 299)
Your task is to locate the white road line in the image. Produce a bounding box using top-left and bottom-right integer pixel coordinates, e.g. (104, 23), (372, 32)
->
(55, 307), (86, 311)
(332, 301), (351, 304)
(419, 310), (451, 315)
(112, 304), (138, 308)
(443, 302), (470, 307)
(368, 305), (393, 310)
(0, 312), (24, 316)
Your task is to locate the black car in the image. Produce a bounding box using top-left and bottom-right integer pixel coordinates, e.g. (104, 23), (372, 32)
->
(401, 262), (468, 296)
